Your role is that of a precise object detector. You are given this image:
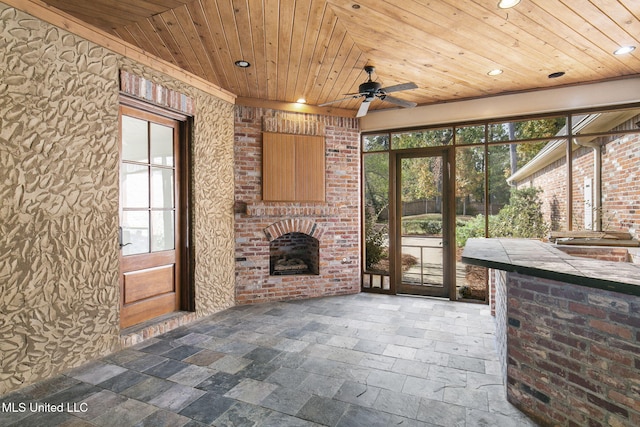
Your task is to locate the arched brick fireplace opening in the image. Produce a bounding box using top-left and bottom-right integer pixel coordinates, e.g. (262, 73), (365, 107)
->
(264, 219), (324, 276)
(270, 232), (319, 275)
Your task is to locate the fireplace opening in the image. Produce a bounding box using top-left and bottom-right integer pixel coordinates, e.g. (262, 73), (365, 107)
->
(270, 232), (320, 276)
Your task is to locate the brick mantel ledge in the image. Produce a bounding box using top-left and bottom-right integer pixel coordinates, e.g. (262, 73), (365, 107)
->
(245, 202), (339, 218)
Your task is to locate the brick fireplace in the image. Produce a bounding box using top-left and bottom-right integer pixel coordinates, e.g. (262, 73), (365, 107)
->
(234, 106), (361, 304)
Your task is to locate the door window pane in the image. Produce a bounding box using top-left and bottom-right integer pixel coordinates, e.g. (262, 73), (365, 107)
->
(122, 211), (149, 255)
(151, 123), (174, 166)
(151, 167), (174, 209)
(400, 156), (445, 289)
(122, 116), (149, 162)
(151, 211), (175, 252)
(121, 163), (149, 208)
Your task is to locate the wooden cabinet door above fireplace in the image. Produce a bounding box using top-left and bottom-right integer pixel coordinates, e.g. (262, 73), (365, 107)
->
(263, 132), (325, 202)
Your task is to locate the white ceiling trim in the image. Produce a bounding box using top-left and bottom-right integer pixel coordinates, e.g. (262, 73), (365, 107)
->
(360, 78), (640, 132)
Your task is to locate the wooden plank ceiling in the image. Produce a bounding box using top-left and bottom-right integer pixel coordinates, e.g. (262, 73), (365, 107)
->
(40, 0), (640, 114)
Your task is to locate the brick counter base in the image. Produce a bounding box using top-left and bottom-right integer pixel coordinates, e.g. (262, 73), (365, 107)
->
(503, 272), (640, 426)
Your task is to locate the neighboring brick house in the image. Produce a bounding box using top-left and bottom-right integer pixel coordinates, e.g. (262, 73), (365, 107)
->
(508, 112), (640, 235)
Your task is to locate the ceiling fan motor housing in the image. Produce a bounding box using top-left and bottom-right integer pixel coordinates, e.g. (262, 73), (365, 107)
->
(360, 81), (382, 100)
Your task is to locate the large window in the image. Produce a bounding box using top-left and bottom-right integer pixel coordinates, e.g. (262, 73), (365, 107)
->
(362, 104), (640, 301)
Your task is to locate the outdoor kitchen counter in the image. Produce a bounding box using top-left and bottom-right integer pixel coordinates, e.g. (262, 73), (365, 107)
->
(461, 238), (640, 296)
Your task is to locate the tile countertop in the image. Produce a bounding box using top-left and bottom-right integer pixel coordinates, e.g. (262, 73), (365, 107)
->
(461, 238), (640, 297)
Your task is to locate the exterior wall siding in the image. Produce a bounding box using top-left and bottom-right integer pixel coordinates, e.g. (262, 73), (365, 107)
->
(0, 3), (235, 395)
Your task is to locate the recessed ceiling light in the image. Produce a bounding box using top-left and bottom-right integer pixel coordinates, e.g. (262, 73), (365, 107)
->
(296, 98), (307, 104)
(352, 4), (361, 9)
(548, 71), (566, 79)
(614, 46), (636, 55)
(487, 69), (503, 76)
(234, 60), (251, 68)
(498, 0), (521, 9)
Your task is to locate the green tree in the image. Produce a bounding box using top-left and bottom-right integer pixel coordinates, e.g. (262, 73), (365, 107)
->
(515, 117), (565, 167)
(488, 144), (511, 209)
(392, 129), (453, 149)
(363, 134), (390, 151)
(363, 152), (389, 219)
(401, 156), (441, 202)
(392, 130), (454, 207)
(455, 146), (484, 214)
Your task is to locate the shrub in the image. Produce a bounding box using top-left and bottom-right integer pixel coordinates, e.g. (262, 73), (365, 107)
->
(365, 212), (387, 269)
(402, 218), (443, 235)
(420, 220), (442, 235)
(456, 214), (486, 247)
(493, 186), (549, 239)
(456, 187), (549, 247)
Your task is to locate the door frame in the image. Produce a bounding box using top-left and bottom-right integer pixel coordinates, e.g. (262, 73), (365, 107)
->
(390, 146), (456, 299)
(118, 94), (194, 328)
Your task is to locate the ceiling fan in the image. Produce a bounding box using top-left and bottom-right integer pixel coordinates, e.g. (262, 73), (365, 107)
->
(319, 65), (418, 117)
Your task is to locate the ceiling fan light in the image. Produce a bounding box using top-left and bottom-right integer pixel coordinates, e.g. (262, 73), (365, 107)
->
(498, 0), (521, 8)
(614, 45), (636, 55)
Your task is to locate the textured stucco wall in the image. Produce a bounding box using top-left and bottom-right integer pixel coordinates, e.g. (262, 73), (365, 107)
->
(0, 3), (235, 395)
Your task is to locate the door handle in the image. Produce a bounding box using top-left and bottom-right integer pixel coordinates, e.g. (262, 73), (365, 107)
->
(119, 227), (132, 249)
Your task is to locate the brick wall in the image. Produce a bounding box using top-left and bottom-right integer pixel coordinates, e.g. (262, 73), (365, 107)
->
(518, 154), (569, 231)
(234, 106), (361, 304)
(503, 272), (640, 427)
(517, 115), (640, 233)
(602, 131), (640, 232)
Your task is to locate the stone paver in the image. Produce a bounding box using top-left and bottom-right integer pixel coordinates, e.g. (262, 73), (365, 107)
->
(0, 293), (538, 426)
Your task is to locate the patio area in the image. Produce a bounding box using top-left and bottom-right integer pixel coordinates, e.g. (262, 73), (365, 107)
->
(0, 293), (536, 426)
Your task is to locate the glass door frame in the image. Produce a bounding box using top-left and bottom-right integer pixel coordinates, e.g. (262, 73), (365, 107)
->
(390, 147), (456, 299)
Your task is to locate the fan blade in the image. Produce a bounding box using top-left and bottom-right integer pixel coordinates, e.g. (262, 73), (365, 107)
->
(382, 95), (417, 108)
(318, 95), (361, 107)
(356, 100), (372, 117)
(381, 82), (418, 93)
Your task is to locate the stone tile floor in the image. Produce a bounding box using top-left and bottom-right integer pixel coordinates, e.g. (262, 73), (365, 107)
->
(0, 293), (538, 426)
